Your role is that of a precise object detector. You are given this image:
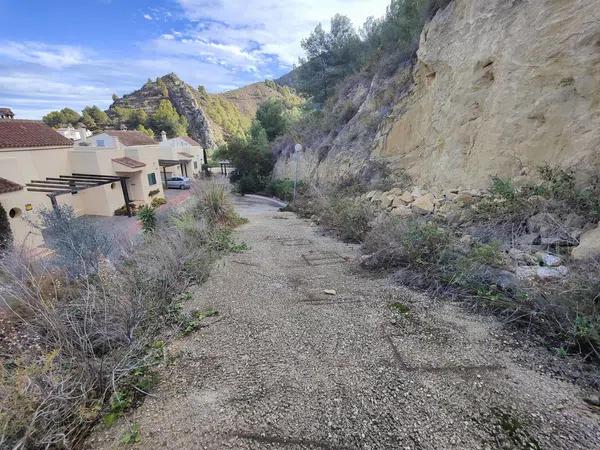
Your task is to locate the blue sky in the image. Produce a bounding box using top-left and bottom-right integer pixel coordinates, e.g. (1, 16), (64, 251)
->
(0, 0), (389, 119)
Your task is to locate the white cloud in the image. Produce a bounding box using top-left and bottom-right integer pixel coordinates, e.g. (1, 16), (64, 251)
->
(175, 0), (390, 66)
(143, 14), (153, 20)
(0, 41), (87, 69)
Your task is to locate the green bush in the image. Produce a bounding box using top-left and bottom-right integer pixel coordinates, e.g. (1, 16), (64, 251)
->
(319, 196), (375, 243)
(151, 197), (167, 208)
(138, 206), (157, 233)
(0, 202), (12, 253)
(268, 179), (296, 202)
(363, 216), (451, 269)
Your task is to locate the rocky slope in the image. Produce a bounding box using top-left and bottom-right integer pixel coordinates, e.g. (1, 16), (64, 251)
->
(274, 0), (600, 190)
(109, 74), (293, 148)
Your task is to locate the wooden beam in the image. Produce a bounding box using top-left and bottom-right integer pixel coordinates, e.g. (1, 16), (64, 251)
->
(71, 173), (122, 180)
(27, 188), (74, 193)
(43, 178), (100, 185)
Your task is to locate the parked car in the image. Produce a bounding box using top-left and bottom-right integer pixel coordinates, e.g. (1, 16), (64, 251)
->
(166, 176), (191, 189)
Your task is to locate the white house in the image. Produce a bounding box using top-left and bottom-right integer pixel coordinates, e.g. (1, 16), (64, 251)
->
(56, 125), (92, 141)
(159, 132), (205, 179)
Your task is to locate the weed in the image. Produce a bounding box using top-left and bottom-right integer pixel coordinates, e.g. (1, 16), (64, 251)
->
(103, 391), (133, 426)
(389, 302), (410, 315)
(490, 176), (516, 200)
(120, 423), (141, 446)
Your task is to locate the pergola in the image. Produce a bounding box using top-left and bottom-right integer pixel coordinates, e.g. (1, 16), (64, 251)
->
(159, 159), (190, 183)
(26, 173), (133, 217)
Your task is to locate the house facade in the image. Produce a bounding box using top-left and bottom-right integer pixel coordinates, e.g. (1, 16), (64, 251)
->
(0, 119), (78, 247)
(79, 130), (165, 213)
(159, 132), (205, 180)
(0, 114), (201, 249)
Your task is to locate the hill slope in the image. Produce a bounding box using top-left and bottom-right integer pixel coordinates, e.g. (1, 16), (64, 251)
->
(274, 0), (600, 190)
(109, 74), (299, 148)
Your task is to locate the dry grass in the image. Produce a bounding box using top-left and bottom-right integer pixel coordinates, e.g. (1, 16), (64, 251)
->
(0, 181), (240, 449)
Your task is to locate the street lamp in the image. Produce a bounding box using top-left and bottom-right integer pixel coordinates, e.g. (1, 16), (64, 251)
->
(293, 143), (302, 201)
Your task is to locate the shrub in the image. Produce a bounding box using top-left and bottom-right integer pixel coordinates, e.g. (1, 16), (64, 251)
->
(148, 189), (160, 197)
(268, 178), (296, 202)
(151, 197), (167, 208)
(319, 195), (375, 243)
(0, 202), (12, 253)
(0, 174), (241, 448)
(138, 206), (157, 233)
(363, 216), (452, 269)
(35, 206), (115, 276)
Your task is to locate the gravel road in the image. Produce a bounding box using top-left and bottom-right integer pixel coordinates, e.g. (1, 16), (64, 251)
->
(90, 195), (600, 449)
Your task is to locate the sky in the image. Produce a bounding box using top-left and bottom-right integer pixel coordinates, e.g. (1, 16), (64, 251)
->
(0, 0), (390, 120)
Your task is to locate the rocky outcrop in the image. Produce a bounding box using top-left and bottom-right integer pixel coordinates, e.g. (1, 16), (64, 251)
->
(274, 0), (600, 190)
(109, 74), (294, 148)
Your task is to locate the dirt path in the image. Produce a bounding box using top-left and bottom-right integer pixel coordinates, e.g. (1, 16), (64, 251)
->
(91, 196), (599, 449)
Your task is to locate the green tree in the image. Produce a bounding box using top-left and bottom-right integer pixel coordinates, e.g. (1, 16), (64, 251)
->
(219, 120), (273, 194)
(256, 98), (290, 141)
(0, 202), (13, 253)
(297, 14), (363, 103)
(149, 99), (188, 137)
(136, 124), (155, 138)
(60, 108), (81, 126)
(42, 111), (65, 128)
(82, 105), (110, 130)
(81, 112), (97, 130)
(112, 93), (119, 102)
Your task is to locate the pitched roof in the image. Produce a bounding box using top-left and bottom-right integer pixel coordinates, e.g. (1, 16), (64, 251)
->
(105, 130), (157, 146)
(0, 120), (73, 149)
(112, 157), (146, 168)
(179, 136), (201, 147)
(178, 151), (194, 158)
(0, 177), (22, 194)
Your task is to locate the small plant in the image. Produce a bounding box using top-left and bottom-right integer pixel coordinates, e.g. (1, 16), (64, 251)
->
(148, 189), (160, 197)
(208, 228), (249, 253)
(490, 176), (516, 200)
(138, 205), (156, 233)
(151, 197), (167, 208)
(103, 391), (133, 426)
(120, 423), (141, 446)
(389, 302), (410, 315)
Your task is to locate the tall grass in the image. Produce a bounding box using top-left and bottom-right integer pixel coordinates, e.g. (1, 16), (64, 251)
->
(0, 180), (242, 449)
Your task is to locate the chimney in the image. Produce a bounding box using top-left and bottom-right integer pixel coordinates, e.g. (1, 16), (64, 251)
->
(0, 108), (14, 119)
(161, 130), (167, 142)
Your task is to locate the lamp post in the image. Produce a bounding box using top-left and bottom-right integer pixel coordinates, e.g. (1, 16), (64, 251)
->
(293, 143), (302, 202)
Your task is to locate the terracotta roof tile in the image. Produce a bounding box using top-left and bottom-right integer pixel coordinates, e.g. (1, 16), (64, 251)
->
(178, 151), (194, 158)
(0, 120), (73, 149)
(0, 177), (22, 194)
(112, 157), (146, 168)
(105, 130), (157, 146)
(179, 136), (201, 147)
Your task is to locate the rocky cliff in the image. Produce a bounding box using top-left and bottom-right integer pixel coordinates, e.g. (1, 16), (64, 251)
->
(274, 0), (600, 191)
(109, 74), (293, 148)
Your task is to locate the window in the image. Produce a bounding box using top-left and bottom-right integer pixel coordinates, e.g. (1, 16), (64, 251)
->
(96, 139), (105, 147)
(194, 161), (198, 169)
(147, 173), (157, 186)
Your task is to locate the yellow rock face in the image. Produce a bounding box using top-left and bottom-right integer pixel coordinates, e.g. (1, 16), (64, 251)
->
(375, 0), (600, 189)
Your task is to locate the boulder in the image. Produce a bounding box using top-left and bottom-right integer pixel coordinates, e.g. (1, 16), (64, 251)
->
(536, 266), (568, 281)
(381, 195), (394, 208)
(391, 205), (413, 218)
(370, 191), (383, 203)
(385, 188), (404, 197)
(516, 266), (537, 281)
(571, 224), (600, 260)
(535, 252), (561, 267)
(366, 191), (378, 200)
(412, 193), (436, 214)
(508, 248), (537, 265)
(399, 192), (415, 205)
(455, 193), (476, 206)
